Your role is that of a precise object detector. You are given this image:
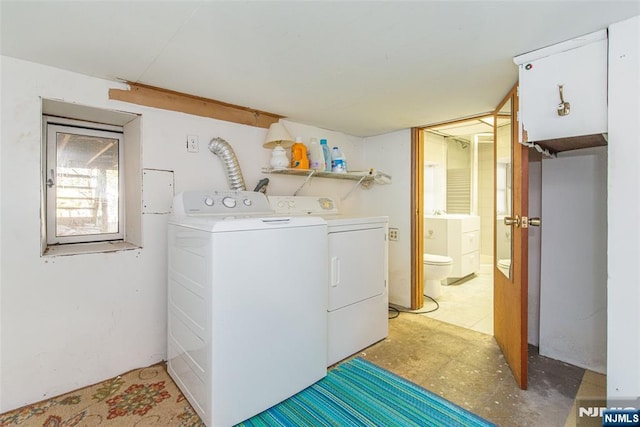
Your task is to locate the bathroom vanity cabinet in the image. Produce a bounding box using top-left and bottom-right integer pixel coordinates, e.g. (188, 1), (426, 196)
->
(425, 215), (481, 282)
(514, 30), (608, 154)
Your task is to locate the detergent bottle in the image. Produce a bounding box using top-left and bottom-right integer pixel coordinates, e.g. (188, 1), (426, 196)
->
(308, 138), (325, 171)
(290, 137), (309, 169)
(320, 139), (332, 172)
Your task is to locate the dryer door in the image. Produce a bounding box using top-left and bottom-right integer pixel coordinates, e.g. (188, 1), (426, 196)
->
(328, 227), (386, 311)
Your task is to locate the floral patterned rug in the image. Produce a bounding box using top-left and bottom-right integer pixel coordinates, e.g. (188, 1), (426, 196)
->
(0, 363), (205, 426)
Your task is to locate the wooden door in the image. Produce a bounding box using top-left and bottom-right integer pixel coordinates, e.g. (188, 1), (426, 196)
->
(410, 84), (529, 389)
(493, 85), (529, 389)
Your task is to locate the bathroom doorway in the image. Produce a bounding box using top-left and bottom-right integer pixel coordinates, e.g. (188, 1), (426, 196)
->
(412, 86), (530, 389)
(421, 116), (498, 335)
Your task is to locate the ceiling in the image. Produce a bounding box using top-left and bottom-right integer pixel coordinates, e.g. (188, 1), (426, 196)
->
(1, 1), (638, 137)
(427, 117), (500, 143)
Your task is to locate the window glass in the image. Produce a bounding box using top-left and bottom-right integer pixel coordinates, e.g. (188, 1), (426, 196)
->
(46, 122), (124, 244)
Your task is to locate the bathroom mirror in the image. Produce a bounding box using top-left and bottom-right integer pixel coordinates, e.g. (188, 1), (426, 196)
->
(495, 98), (513, 279)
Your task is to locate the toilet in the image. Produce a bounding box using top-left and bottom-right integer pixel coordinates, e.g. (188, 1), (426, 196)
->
(497, 258), (511, 277)
(423, 253), (453, 299)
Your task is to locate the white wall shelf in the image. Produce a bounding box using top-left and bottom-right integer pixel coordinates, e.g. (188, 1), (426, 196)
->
(262, 167), (391, 199)
(263, 167), (375, 184)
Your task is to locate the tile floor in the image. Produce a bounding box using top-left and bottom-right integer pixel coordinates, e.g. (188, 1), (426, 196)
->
(422, 263), (494, 335)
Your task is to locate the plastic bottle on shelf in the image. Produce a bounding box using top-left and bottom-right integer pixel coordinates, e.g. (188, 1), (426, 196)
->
(320, 139), (332, 172)
(290, 137), (309, 169)
(308, 138), (325, 171)
(331, 146), (347, 173)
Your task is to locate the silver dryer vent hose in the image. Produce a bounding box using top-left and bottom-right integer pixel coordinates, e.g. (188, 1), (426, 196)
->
(208, 137), (247, 191)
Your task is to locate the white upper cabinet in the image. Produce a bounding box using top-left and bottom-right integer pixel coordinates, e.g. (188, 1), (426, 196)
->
(514, 30), (608, 153)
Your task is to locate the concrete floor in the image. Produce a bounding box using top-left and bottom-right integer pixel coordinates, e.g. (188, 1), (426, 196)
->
(358, 313), (595, 427)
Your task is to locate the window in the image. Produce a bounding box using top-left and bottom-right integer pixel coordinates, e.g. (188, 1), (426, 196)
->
(45, 117), (124, 245)
(41, 99), (142, 256)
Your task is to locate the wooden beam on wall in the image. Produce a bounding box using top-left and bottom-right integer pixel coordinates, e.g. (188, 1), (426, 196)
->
(109, 82), (283, 129)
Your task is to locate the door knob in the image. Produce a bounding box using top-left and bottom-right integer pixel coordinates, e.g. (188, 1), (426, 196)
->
(529, 217), (541, 226)
(522, 217), (541, 228)
(504, 216), (520, 227)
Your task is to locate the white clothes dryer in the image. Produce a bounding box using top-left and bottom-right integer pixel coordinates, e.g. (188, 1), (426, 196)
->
(269, 196), (389, 366)
(168, 190), (328, 426)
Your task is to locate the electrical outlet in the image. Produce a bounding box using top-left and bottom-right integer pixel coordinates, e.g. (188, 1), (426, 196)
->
(187, 135), (199, 153)
(389, 228), (399, 241)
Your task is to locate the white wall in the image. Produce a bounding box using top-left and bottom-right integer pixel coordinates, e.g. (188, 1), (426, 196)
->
(539, 147), (608, 373)
(0, 56), (369, 411)
(607, 15), (640, 401)
(527, 158), (542, 347)
(424, 132), (446, 166)
(361, 130), (412, 308)
(446, 139), (470, 170)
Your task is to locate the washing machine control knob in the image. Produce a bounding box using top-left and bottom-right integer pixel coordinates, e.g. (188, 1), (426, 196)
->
(222, 197), (237, 208)
(243, 198), (252, 206)
(204, 197), (214, 207)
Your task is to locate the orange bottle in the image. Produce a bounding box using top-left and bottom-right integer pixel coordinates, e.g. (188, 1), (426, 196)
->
(290, 139), (309, 169)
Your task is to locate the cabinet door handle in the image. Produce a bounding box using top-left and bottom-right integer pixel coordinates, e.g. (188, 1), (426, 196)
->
(331, 256), (340, 287)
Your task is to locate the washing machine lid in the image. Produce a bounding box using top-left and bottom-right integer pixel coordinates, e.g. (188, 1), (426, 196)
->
(170, 214), (326, 232)
(424, 254), (452, 264)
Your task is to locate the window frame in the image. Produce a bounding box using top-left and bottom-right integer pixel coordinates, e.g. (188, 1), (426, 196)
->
(44, 116), (125, 245)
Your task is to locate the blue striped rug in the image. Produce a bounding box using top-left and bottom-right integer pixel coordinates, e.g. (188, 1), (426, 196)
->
(237, 357), (496, 427)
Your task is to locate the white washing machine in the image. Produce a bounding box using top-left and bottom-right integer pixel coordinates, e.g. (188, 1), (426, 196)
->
(167, 190), (328, 427)
(269, 196), (389, 366)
